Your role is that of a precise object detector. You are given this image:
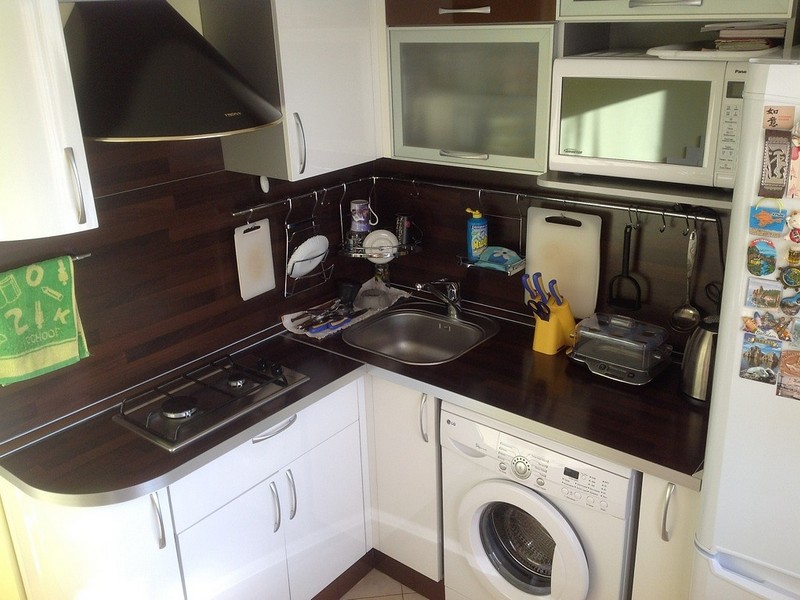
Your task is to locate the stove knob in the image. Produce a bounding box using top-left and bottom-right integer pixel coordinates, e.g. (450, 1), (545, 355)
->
(257, 358), (284, 378)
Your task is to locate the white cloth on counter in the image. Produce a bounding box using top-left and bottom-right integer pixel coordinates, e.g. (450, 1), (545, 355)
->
(281, 278), (409, 339)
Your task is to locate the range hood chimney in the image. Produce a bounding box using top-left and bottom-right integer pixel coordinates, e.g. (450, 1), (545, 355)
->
(63, 0), (282, 142)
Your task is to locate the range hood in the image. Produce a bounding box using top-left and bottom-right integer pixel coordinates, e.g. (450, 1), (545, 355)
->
(63, 0), (282, 142)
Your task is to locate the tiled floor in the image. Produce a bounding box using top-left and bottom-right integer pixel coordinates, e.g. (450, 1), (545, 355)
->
(340, 569), (427, 600)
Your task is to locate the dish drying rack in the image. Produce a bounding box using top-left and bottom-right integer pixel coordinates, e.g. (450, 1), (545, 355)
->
(284, 194), (333, 298)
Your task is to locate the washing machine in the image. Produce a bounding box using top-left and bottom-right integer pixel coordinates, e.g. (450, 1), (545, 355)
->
(441, 401), (641, 600)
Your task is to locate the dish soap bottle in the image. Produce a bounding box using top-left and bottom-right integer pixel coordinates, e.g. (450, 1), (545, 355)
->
(465, 208), (488, 261)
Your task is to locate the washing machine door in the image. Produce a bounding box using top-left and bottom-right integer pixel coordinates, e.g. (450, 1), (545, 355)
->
(458, 480), (590, 600)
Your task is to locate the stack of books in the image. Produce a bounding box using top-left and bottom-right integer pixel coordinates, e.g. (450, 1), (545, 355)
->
(701, 21), (785, 51)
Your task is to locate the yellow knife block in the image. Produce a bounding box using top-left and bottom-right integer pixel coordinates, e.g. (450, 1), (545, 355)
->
(533, 299), (576, 355)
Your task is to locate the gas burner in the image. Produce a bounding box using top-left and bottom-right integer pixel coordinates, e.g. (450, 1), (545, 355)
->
(161, 396), (198, 419)
(227, 370), (248, 389)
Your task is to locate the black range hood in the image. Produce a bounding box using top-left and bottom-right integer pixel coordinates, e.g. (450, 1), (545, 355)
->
(63, 0), (282, 142)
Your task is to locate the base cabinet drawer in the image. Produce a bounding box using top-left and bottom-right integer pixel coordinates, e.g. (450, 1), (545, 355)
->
(558, 0), (793, 20)
(386, 0), (556, 26)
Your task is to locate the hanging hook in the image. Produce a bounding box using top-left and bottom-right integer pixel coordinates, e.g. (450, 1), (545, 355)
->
(247, 208), (254, 224)
(627, 206), (640, 229)
(683, 213), (691, 236)
(659, 209), (667, 233)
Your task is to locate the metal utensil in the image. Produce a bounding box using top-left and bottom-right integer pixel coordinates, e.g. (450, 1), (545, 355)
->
(670, 228), (702, 332)
(608, 224), (641, 310)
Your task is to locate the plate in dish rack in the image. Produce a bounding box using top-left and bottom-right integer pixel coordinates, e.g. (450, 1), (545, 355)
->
(363, 229), (399, 264)
(287, 235), (328, 278)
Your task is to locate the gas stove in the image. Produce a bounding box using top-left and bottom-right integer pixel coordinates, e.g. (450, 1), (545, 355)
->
(113, 353), (308, 452)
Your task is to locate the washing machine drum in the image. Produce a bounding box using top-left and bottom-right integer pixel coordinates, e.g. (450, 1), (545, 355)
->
(459, 480), (590, 600)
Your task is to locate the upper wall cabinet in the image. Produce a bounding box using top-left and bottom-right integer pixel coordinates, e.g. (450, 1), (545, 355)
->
(558, 0), (794, 21)
(389, 25), (553, 174)
(386, 0), (556, 26)
(200, 0), (381, 182)
(1, 0), (97, 241)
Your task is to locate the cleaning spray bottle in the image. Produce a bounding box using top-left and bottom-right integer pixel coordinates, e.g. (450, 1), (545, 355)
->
(465, 208), (488, 261)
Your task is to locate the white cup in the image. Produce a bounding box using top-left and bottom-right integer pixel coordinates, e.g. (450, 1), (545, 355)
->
(350, 199), (379, 232)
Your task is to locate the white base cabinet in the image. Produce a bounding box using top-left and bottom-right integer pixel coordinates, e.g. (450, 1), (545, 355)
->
(0, 485), (182, 600)
(631, 473), (700, 600)
(172, 379), (367, 600)
(369, 377), (441, 581)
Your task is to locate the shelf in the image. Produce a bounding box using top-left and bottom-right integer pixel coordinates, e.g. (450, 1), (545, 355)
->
(340, 242), (421, 261)
(458, 255), (527, 276)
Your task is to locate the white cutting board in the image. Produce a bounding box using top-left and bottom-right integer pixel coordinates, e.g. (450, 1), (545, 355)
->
(234, 218), (276, 300)
(526, 207), (602, 318)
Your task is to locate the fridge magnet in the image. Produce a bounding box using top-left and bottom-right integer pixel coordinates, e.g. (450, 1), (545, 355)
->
(742, 310), (793, 341)
(760, 129), (791, 198)
(785, 210), (800, 243)
(749, 199), (786, 237)
(763, 105), (796, 130)
(778, 265), (800, 290)
(740, 333), (780, 385)
(746, 277), (783, 309)
(781, 291), (800, 318)
(789, 122), (800, 198)
(788, 319), (800, 347)
(747, 238), (777, 276)
(788, 247), (800, 267)
(776, 350), (800, 400)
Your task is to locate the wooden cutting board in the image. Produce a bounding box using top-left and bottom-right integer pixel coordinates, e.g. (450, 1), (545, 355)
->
(526, 207), (602, 318)
(234, 218), (276, 300)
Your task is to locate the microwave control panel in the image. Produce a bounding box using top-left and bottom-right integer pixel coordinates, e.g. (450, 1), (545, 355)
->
(715, 62), (748, 188)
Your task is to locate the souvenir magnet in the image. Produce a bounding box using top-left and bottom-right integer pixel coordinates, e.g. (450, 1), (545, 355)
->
(747, 238), (777, 276)
(790, 121), (800, 198)
(781, 292), (800, 317)
(789, 247), (800, 267)
(746, 277), (783, 309)
(761, 129), (791, 198)
(749, 200), (786, 237)
(786, 210), (800, 243)
(743, 309), (793, 340)
(740, 333), (780, 385)
(763, 106), (796, 130)
(778, 265), (800, 290)
(776, 350), (800, 400)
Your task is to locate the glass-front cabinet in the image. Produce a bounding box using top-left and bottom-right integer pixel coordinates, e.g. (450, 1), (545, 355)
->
(389, 26), (553, 174)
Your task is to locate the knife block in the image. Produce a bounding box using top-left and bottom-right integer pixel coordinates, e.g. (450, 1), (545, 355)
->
(533, 300), (576, 355)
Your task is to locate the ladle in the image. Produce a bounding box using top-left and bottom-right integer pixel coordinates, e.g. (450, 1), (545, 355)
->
(670, 228), (702, 332)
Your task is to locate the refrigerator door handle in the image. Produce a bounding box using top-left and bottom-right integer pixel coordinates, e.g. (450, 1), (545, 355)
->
(708, 553), (800, 600)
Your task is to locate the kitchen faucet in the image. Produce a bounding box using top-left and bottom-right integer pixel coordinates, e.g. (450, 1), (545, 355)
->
(415, 280), (462, 318)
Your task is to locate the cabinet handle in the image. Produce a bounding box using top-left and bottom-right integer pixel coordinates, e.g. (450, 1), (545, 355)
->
(419, 393), (429, 443)
(629, 0), (701, 6)
(65, 147), (87, 225)
(294, 112), (307, 175)
(661, 482), (676, 542)
(439, 149), (489, 160)
(269, 480), (282, 533)
(438, 6), (491, 15)
(150, 492), (166, 550)
(252, 414), (297, 443)
(286, 469), (297, 520)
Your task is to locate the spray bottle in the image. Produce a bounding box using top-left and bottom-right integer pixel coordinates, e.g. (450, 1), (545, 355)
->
(465, 208), (488, 261)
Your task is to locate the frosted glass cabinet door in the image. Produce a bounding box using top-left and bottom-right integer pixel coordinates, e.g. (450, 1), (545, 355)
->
(390, 26), (553, 174)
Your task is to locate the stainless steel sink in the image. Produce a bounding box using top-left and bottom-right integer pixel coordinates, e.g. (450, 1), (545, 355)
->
(342, 302), (499, 365)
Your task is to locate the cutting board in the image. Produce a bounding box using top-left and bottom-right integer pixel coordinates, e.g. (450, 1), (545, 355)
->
(526, 207), (602, 318)
(234, 218), (276, 300)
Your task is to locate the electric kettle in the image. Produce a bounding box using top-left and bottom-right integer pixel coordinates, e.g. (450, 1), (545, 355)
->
(681, 316), (719, 404)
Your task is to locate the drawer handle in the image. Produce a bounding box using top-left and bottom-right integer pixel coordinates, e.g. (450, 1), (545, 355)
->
(150, 492), (166, 550)
(438, 6), (491, 15)
(629, 0), (701, 6)
(439, 149), (489, 160)
(661, 482), (676, 542)
(287, 469), (297, 520)
(65, 147), (87, 225)
(252, 414), (297, 443)
(270, 480), (282, 533)
(419, 393), (429, 443)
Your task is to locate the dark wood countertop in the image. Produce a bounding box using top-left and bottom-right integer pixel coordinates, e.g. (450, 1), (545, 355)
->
(0, 307), (708, 504)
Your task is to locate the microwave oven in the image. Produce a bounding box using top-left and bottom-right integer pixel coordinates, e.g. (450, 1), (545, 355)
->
(548, 55), (748, 189)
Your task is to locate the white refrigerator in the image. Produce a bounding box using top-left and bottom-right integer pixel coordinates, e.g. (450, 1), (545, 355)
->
(691, 57), (800, 599)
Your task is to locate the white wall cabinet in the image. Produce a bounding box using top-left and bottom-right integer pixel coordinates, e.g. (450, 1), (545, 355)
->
(1, 0), (97, 241)
(558, 0), (794, 21)
(369, 377), (442, 581)
(172, 380), (367, 600)
(201, 0), (381, 181)
(388, 25), (553, 175)
(0, 485), (183, 600)
(631, 473), (700, 600)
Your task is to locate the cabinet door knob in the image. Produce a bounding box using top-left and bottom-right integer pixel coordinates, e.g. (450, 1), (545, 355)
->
(294, 113), (307, 175)
(270, 480), (282, 533)
(438, 6), (491, 15)
(419, 393), (429, 443)
(65, 147), (87, 225)
(439, 149), (489, 160)
(287, 469), (297, 520)
(661, 482), (676, 542)
(150, 492), (166, 550)
(252, 414), (297, 443)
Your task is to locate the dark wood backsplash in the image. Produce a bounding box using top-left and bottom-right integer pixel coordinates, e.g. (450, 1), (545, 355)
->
(0, 141), (727, 453)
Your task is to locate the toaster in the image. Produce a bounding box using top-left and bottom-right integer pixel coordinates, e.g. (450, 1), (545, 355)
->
(568, 313), (673, 385)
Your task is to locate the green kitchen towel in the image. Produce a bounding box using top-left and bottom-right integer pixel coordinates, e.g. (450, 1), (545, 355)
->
(0, 256), (88, 385)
